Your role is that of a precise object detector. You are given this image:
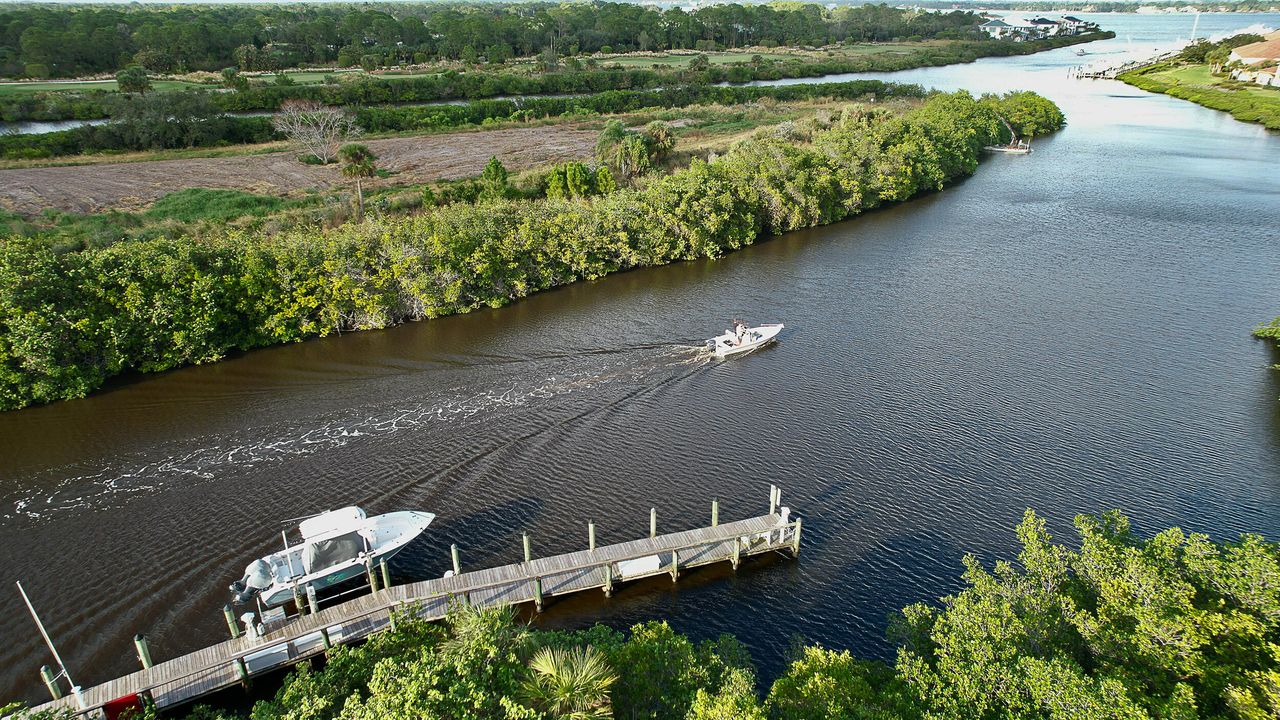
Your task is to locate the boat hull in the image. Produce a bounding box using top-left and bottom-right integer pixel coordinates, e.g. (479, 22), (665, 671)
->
(710, 323), (784, 358)
(237, 508), (435, 608)
(259, 543), (412, 607)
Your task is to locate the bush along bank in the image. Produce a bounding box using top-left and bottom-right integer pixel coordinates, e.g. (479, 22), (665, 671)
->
(1119, 63), (1280, 131)
(0, 91), (1063, 411)
(0, 80), (928, 160)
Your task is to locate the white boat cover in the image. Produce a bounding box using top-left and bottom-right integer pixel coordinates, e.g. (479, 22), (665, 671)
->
(300, 506), (366, 540)
(304, 530), (365, 573)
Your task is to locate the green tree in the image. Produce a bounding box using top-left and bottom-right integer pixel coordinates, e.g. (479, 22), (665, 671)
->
(687, 668), (765, 720)
(641, 121), (676, 164)
(115, 65), (151, 96)
(611, 136), (651, 178)
(338, 143), (378, 218)
(767, 646), (913, 720)
(521, 646), (617, 719)
(220, 67), (249, 91)
(596, 119), (629, 157)
(480, 156), (512, 200)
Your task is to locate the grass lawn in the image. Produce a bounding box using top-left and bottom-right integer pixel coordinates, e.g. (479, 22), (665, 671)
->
(602, 50), (793, 68)
(599, 41), (938, 68)
(1147, 62), (1280, 101)
(0, 78), (209, 96)
(1121, 61), (1280, 129)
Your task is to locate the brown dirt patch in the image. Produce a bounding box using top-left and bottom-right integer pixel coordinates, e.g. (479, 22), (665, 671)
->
(0, 125), (598, 216)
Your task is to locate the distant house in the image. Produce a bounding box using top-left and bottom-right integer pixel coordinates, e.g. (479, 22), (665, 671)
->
(980, 19), (1012, 39)
(1229, 38), (1280, 66)
(981, 16), (1052, 41)
(1059, 16), (1093, 35)
(1232, 65), (1278, 87)
(1029, 18), (1061, 37)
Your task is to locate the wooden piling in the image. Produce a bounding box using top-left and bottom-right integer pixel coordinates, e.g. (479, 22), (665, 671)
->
(589, 521), (596, 552)
(711, 499), (719, 527)
(28, 510), (803, 718)
(40, 665), (62, 701)
(224, 604), (241, 639)
(133, 633), (153, 670)
(650, 508), (657, 539)
(306, 584), (319, 615)
(792, 516), (803, 555)
(522, 533), (531, 564)
(451, 544), (461, 575)
(292, 584), (306, 615)
(769, 484), (778, 516)
(380, 560), (391, 591)
(366, 559), (379, 593)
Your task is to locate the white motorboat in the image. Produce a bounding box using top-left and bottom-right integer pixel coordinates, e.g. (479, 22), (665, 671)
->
(230, 506), (434, 607)
(983, 142), (1033, 154)
(708, 323), (784, 358)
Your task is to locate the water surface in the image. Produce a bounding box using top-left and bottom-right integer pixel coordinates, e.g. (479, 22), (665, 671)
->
(2, 13), (1279, 705)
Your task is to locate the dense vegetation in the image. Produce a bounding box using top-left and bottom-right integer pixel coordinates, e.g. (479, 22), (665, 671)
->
(1118, 34), (1280, 132)
(0, 91), (1062, 410)
(1253, 318), (1280, 369)
(0, 2), (987, 78)
(0, 30), (1110, 127)
(14, 509), (1278, 720)
(1, 80), (934, 160)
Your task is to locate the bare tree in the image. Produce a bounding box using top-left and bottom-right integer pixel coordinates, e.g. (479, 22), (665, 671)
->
(272, 100), (361, 164)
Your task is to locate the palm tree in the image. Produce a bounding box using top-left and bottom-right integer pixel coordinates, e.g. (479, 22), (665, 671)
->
(522, 645), (618, 720)
(338, 143), (378, 218)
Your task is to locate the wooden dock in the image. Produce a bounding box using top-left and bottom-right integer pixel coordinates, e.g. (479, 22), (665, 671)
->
(1070, 49), (1177, 79)
(23, 492), (802, 718)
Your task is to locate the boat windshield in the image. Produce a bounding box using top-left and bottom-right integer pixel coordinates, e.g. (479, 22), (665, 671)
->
(303, 530), (365, 574)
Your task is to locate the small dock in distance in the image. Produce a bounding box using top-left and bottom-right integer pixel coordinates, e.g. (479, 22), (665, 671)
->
(1070, 49), (1178, 79)
(25, 486), (802, 719)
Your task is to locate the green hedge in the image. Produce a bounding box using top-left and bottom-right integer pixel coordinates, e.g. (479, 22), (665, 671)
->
(0, 91), (1061, 410)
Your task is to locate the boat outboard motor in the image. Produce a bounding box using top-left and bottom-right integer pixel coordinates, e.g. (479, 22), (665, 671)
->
(229, 559), (272, 603)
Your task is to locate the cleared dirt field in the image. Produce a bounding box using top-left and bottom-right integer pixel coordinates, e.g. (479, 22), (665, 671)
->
(0, 126), (598, 215)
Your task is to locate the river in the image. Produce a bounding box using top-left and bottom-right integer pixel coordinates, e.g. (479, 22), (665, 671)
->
(2, 13), (1279, 706)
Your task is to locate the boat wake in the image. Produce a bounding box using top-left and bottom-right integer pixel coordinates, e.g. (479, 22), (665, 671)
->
(2, 345), (708, 524)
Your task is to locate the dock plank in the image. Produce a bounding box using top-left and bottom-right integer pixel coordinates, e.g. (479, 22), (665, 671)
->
(27, 511), (799, 717)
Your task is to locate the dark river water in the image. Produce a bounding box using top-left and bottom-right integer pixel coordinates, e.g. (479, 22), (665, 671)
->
(3, 13), (1280, 706)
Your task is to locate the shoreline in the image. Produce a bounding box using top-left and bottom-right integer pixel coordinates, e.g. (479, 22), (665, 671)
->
(0, 91), (1063, 412)
(1118, 62), (1280, 130)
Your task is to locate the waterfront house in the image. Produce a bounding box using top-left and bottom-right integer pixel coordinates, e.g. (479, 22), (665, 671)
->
(1229, 38), (1280, 66)
(1232, 65), (1278, 87)
(1059, 16), (1094, 35)
(1029, 18), (1061, 37)
(980, 19), (1012, 38)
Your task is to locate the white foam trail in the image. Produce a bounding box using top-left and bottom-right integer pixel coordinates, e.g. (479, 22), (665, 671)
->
(3, 346), (707, 523)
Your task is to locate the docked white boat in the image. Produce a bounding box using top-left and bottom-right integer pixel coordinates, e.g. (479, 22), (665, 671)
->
(983, 143), (1033, 154)
(230, 506), (434, 607)
(709, 323), (784, 358)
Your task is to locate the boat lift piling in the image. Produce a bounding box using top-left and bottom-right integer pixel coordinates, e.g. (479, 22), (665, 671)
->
(24, 486), (804, 718)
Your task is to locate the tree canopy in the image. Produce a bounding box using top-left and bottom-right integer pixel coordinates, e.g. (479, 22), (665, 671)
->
(0, 2), (987, 78)
(15, 510), (1274, 720)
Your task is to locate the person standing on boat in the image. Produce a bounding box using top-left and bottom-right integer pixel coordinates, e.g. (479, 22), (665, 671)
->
(733, 322), (747, 345)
